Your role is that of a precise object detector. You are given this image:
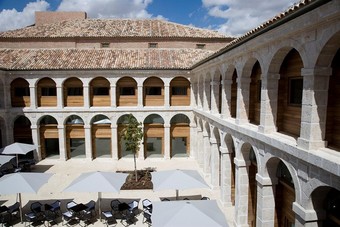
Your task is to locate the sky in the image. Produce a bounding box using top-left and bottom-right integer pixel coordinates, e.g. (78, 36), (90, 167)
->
(0, 0), (298, 36)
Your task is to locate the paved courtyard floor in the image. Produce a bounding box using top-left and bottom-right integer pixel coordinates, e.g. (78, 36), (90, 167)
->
(0, 157), (234, 226)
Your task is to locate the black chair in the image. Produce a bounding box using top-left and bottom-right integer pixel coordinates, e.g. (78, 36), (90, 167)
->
(201, 196), (210, 200)
(0, 202), (20, 226)
(80, 200), (96, 226)
(142, 199), (152, 213)
(62, 201), (78, 226)
(143, 210), (152, 227)
(127, 200), (139, 216)
(101, 211), (117, 227)
(120, 212), (136, 227)
(44, 200), (61, 225)
(110, 200), (121, 218)
(161, 198), (170, 201)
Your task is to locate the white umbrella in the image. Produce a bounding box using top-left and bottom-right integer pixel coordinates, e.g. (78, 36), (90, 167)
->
(151, 200), (229, 227)
(0, 155), (15, 166)
(0, 172), (53, 222)
(0, 142), (37, 167)
(63, 171), (128, 221)
(151, 169), (209, 200)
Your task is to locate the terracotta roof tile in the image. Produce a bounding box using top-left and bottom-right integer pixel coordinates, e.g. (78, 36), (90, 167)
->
(0, 19), (228, 39)
(0, 48), (214, 70)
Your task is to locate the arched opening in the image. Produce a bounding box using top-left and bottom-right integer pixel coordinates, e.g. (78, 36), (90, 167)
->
(325, 49), (340, 151)
(65, 115), (85, 159)
(117, 114), (139, 158)
(170, 77), (190, 106)
(144, 114), (164, 158)
(277, 49), (303, 137)
(248, 148), (258, 227)
(275, 160), (295, 226)
(90, 77), (110, 107)
(231, 70), (237, 118)
(13, 116), (33, 159)
(170, 114), (190, 157)
(37, 77), (57, 107)
(39, 115), (59, 159)
(143, 77), (164, 106)
(63, 77), (84, 107)
(11, 78), (30, 107)
(249, 61), (262, 125)
(116, 77), (137, 106)
(91, 115), (111, 158)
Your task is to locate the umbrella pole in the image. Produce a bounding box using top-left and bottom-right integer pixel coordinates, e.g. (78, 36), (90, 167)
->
(176, 189), (179, 200)
(19, 193), (23, 223)
(16, 154), (19, 168)
(98, 192), (102, 221)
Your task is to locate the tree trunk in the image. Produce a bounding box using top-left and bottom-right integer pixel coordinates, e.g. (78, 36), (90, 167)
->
(134, 152), (138, 182)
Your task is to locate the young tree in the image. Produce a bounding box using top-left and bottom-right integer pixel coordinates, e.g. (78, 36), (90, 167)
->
(120, 114), (143, 182)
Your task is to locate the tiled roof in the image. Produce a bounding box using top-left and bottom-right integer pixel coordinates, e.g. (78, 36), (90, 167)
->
(0, 48), (214, 70)
(0, 19), (228, 39)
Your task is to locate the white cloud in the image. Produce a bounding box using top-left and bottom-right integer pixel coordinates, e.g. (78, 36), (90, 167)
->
(57, 0), (153, 19)
(202, 0), (297, 36)
(0, 0), (50, 32)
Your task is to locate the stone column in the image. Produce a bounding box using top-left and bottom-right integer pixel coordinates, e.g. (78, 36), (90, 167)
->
(58, 125), (67, 161)
(198, 79), (203, 109)
(56, 85), (63, 108)
(4, 84), (11, 109)
(203, 131), (211, 178)
(29, 86), (37, 109)
(190, 82), (197, 108)
(164, 124), (170, 159)
(210, 80), (220, 115)
(259, 73), (279, 134)
(111, 124), (118, 160)
(84, 124), (92, 160)
(297, 67), (331, 150)
(137, 85), (143, 107)
(31, 124), (41, 161)
(236, 78), (251, 124)
(83, 85), (90, 108)
(203, 80), (211, 112)
(293, 202), (319, 227)
(256, 174), (276, 227)
(111, 85), (117, 108)
(220, 146), (233, 206)
(234, 157), (250, 227)
(189, 123), (197, 158)
(223, 79), (233, 119)
(164, 84), (170, 108)
(210, 138), (220, 189)
(196, 127), (204, 168)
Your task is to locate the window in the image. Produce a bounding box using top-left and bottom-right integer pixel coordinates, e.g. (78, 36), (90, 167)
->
(93, 87), (109, 96)
(289, 78), (303, 105)
(41, 87), (56, 96)
(101, 43), (109, 48)
(146, 87), (161, 95)
(196, 44), (206, 49)
(148, 43), (158, 48)
(120, 87), (135, 96)
(14, 87), (30, 96)
(172, 87), (187, 95)
(67, 87), (83, 96)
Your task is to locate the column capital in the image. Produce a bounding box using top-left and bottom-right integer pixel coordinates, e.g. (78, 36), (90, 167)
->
(234, 157), (249, 167)
(301, 67), (332, 77)
(255, 174), (273, 186)
(219, 146), (231, 154)
(292, 202), (319, 222)
(266, 73), (280, 80)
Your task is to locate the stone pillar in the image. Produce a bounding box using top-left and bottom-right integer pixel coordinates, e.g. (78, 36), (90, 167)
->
(189, 123), (197, 158)
(56, 85), (63, 108)
(223, 79), (233, 119)
(197, 127), (204, 168)
(31, 124), (41, 161)
(164, 84), (170, 108)
(297, 67), (331, 150)
(210, 138), (220, 189)
(111, 125), (118, 160)
(83, 85), (90, 108)
(210, 80), (220, 115)
(220, 146), (233, 206)
(138, 85), (143, 107)
(203, 131), (211, 178)
(29, 86), (37, 109)
(84, 124), (92, 160)
(111, 85), (117, 108)
(236, 78), (251, 124)
(293, 202), (319, 227)
(164, 124), (170, 159)
(234, 157), (250, 227)
(256, 174), (276, 227)
(58, 125), (67, 161)
(259, 73), (279, 134)
(203, 80), (211, 112)
(198, 79), (203, 109)
(4, 85), (11, 109)
(191, 82), (197, 108)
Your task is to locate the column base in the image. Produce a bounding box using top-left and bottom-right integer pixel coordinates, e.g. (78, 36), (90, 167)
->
(297, 137), (326, 150)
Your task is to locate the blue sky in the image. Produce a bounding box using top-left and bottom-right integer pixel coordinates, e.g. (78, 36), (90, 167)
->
(0, 0), (298, 36)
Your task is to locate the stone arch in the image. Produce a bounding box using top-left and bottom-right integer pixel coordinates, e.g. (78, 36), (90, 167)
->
(143, 76), (164, 106)
(65, 115), (85, 159)
(36, 77), (57, 107)
(144, 114), (165, 158)
(89, 76), (110, 107)
(10, 77), (30, 107)
(63, 77), (84, 107)
(38, 115), (59, 159)
(170, 76), (191, 106)
(170, 114), (190, 157)
(116, 76), (137, 107)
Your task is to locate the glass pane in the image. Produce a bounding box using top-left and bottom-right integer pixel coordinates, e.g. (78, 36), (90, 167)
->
(120, 87), (135, 96)
(93, 87), (109, 95)
(70, 138), (85, 158)
(172, 87), (187, 95)
(146, 137), (162, 157)
(289, 78), (302, 105)
(146, 87), (161, 95)
(120, 138), (134, 158)
(171, 137), (188, 157)
(67, 87), (83, 96)
(95, 138), (111, 158)
(15, 87), (30, 96)
(45, 138), (59, 158)
(41, 87), (56, 96)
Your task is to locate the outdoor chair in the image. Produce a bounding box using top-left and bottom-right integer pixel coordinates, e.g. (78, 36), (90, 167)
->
(142, 209), (152, 227)
(62, 201), (78, 226)
(127, 200), (139, 216)
(0, 202), (20, 226)
(110, 199), (121, 218)
(24, 211), (45, 227)
(120, 211), (137, 227)
(80, 200), (96, 226)
(142, 199), (152, 213)
(201, 196), (210, 200)
(101, 211), (117, 227)
(161, 198), (170, 201)
(44, 200), (61, 225)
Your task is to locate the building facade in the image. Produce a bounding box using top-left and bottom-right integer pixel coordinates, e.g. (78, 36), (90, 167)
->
(0, 0), (339, 226)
